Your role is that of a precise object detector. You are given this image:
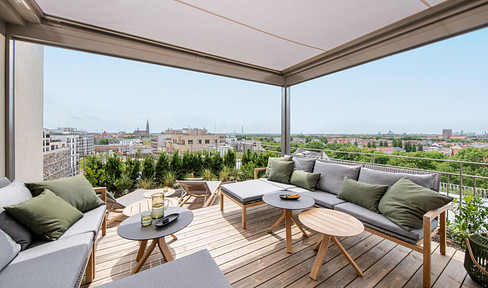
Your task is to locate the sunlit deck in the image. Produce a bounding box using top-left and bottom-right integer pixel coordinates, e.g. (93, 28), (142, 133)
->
(84, 199), (477, 288)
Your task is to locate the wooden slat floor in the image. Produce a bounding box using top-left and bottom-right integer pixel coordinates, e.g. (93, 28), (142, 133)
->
(83, 199), (479, 288)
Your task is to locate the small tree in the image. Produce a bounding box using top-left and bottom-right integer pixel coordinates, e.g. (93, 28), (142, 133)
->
(155, 152), (170, 183)
(223, 149), (236, 169)
(141, 155), (155, 181)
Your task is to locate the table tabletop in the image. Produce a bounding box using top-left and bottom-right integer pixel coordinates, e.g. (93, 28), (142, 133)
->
(123, 198), (178, 217)
(117, 207), (193, 241)
(143, 188), (176, 199)
(263, 191), (315, 210)
(299, 207), (364, 237)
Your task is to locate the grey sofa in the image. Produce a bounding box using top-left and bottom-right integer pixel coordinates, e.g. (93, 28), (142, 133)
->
(0, 178), (107, 288)
(99, 249), (231, 288)
(220, 158), (452, 288)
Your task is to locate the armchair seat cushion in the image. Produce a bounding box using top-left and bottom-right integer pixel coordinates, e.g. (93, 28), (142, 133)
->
(60, 205), (106, 240)
(221, 180), (284, 205)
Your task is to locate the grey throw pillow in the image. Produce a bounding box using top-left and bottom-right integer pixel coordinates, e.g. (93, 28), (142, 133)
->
(292, 157), (316, 173)
(0, 181), (33, 213)
(0, 212), (33, 250)
(358, 167), (436, 190)
(0, 228), (20, 271)
(313, 161), (361, 195)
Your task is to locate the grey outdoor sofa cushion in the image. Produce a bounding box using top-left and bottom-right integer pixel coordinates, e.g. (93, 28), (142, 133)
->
(0, 232), (93, 288)
(60, 205), (106, 240)
(99, 249), (232, 288)
(293, 157), (316, 172)
(334, 202), (438, 243)
(358, 167), (437, 190)
(287, 187), (345, 209)
(313, 161), (361, 195)
(221, 179), (284, 204)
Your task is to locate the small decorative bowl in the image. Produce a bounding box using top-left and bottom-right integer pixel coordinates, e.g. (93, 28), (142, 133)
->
(279, 194), (301, 200)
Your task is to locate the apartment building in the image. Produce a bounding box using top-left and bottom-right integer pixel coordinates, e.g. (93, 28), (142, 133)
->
(152, 128), (225, 154)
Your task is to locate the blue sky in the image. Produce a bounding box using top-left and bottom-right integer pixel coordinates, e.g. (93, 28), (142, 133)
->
(44, 27), (488, 135)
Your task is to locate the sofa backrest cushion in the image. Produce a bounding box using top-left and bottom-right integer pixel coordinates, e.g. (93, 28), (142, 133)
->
(313, 161), (361, 195)
(0, 181), (33, 213)
(292, 157), (316, 173)
(0, 228), (20, 272)
(0, 212), (33, 250)
(358, 167), (436, 190)
(0, 177), (11, 189)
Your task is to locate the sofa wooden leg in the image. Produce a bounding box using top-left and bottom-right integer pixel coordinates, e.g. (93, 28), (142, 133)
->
(220, 193), (224, 211)
(85, 247), (95, 283)
(423, 217), (432, 288)
(242, 206), (247, 229)
(440, 211), (446, 255)
(101, 214), (107, 236)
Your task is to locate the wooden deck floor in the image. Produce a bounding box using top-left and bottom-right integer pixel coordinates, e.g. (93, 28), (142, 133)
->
(83, 199), (479, 288)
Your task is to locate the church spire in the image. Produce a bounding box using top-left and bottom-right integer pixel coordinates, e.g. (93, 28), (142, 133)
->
(146, 120), (150, 133)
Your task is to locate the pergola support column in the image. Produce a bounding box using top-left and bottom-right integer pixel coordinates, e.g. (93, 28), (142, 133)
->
(281, 86), (290, 156)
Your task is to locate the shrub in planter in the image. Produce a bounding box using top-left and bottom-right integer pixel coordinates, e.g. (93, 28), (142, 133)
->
(448, 195), (488, 247)
(141, 155), (155, 181)
(163, 171), (177, 188)
(170, 152), (182, 179)
(155, 152), (170, 183)
(224, 150), (236, 169)
(125, 157), (140, 185)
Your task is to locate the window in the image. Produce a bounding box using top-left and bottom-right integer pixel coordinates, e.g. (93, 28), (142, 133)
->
(173, 139), (177, 144)
(188, 140), (193, 145)
(205, 139), (210, 144)
(213, 139), (217, 144)
(198, 140), (202, 144)
(182, 140), (185, 145)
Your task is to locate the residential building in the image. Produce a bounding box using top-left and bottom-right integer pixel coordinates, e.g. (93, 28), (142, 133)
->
(152, 128), (225, 154)
(442, 129), (452, 139)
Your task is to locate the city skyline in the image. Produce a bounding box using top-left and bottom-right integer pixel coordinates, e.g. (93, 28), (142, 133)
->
(44, 27), (488, 134)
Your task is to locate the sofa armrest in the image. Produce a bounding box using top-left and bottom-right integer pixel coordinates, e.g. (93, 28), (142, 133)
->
(423, 202), (454, 221)
(254, 168), (267, 179)
(94, 187), (107, 203)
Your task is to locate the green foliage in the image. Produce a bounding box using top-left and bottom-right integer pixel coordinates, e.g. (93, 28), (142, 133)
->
(84, 155), (105, 187)
(162, 171), (177, 187)
(223, 150), (236, 168)
(155, 152), (170, 183)
(141, 155), (155, 181)
(124, 157), (140, 185)
(203, 169), (215, 181)
(170, 152), (183, 178)
(304, 140), (325, 150)
(447, 195), (488, 247)
(210, 151), (224, 175)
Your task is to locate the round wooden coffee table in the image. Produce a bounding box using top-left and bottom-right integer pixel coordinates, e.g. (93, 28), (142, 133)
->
(299, 207), (364, 280)
(263, 191), (315, 254)
(143, 188), (176, 199)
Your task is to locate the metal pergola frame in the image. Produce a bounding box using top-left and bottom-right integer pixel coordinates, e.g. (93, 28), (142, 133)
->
(3, 0), (488, 177)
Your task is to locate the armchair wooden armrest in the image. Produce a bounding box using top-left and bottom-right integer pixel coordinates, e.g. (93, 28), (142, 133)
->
(94, 187), (108, 236)
(423, 202), (454, 221)
(94, 187), (107, 203)
(254, 167), (267, 179)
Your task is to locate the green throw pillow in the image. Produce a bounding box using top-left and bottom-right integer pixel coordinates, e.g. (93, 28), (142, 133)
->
(27, 174), (104, 212)
(338, 176), (388, 213)
(290, 170), (321, 191)
(4, 189), (83, 241)
(264, 156), (293, 178)
(268, 161), (295, 184)
(378, 177), (453, 231)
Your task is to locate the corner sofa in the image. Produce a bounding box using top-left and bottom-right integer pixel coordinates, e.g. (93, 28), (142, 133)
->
(0, 178), (107, 288)
(220, 158), (453, 288)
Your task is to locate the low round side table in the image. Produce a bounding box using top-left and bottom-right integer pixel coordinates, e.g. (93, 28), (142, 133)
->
(143, 188), (176, 199)
(299, 207), (364, 280)
(117, 206), (194, 274)
(263, 191), (315, 254)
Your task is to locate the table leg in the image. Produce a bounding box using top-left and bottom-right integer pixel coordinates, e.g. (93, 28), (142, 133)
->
(267, 210), (285, 233)
(310, 235), (331, 280)
(131, 240), (157, 274)
(157, 237), (174, 262)
(291, 214), (308, 237)
(170, 234), (178, 240)
(332, 237), (363, 277)
(314, 235), (324, 251)
(136, 240), (148, 261)
(285, 209), (293, 254)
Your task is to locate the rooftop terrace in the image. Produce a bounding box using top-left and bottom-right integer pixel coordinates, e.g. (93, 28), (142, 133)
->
(84, 197), (477, 288)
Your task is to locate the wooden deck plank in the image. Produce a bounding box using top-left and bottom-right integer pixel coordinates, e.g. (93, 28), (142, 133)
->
(82, 199), (468, 288)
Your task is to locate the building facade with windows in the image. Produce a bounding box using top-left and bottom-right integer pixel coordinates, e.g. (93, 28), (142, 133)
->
(152, 128), (225, 154)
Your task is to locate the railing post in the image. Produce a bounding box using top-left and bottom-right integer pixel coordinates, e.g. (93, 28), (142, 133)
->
(371, 154), (375, 164)
(459, 163), (463, 204)
(473, 177), (476, 197)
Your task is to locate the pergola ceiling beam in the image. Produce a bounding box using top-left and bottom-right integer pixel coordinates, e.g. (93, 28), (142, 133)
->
(6, 22), (286, 86)
(283, 0), (488, 86)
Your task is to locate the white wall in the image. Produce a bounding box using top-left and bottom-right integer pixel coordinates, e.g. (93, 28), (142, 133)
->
(0, 21), (5, 178)
(14, 41), (44, 182)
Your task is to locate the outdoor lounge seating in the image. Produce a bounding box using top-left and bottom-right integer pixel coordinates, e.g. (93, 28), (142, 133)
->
(220, 158), (453, 288)
(178, 180), (222, 208)
(99, 249), (231, 288)
(0, 177), (107, 288)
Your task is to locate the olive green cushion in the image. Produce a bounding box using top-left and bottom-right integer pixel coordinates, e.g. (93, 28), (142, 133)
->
(4, 189), (83, 241)
(289, 170), (321, 191)
(338, 176), (388, 213)
(26, 175), (104, 212)
(268, 161), (295, 184)
(264, 156), (293, 178)
(378, 177), (453, 231)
